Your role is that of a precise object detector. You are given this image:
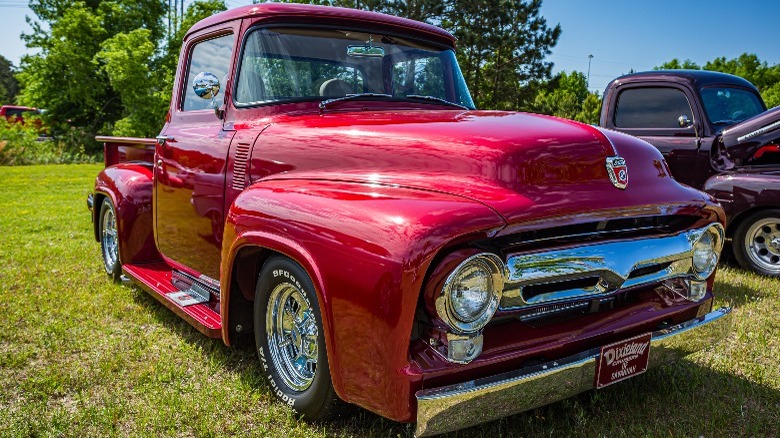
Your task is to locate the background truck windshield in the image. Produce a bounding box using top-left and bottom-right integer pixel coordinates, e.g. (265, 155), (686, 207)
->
(700, 86), (765, 126)
(235, 27), (475, 109)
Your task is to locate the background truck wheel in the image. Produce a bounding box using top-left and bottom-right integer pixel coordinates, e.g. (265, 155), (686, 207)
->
(99, 199), (122, 280)
(733, 209), (780, 276)
(254, 256), (348, 420)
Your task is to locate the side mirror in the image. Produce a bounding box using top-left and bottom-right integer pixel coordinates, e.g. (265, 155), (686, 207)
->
(193, 72), (220, 99)
(678, 115), (693, 128)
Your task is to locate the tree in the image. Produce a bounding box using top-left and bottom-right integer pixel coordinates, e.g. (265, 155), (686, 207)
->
(443, 0), (560, 109)
(17, 0), (166, 148)
(95, 29), (168, 137)
(704, 53), (780, 107)
(0, 55), (20, 104)
(529, 71), (601, 123)
(656, 53), (780, 109)
(17, 0), (226, 147)
(655, 58), (701, 70)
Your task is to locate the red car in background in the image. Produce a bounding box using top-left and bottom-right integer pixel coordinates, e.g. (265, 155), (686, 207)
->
(0, 105), (47, 136)
(1, 105), (41, 123)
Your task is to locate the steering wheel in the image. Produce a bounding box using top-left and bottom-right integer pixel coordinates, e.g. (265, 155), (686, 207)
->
(731, 110), (746, 120)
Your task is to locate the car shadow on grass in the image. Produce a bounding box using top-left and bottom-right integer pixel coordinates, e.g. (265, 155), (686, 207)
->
(125, 279), (778, 438)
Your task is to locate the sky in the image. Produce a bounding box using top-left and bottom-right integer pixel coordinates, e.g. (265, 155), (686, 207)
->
(1, 0), (779, 95)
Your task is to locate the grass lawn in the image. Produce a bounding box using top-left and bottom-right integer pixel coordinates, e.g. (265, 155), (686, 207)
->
(1, 164), (778, 437)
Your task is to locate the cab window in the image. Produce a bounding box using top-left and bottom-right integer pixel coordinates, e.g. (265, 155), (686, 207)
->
(182, 34), (235, 112)
(615, 87), (692, 128)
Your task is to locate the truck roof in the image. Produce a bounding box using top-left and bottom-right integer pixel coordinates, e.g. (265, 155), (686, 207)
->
(607, 69), (758, 92)
(187, 3), (456, 47)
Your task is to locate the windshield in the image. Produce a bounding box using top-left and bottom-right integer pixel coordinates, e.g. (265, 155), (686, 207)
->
(700, 86), (765, 126)
(235, 27), (475, 109)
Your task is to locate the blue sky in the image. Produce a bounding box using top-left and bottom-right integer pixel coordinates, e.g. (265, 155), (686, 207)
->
(2, 0), (778, 95)
(540, 0), (780, 93)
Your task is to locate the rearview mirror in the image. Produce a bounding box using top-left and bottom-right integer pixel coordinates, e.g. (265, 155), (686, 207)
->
(347, 45), (385, 57)
(678, 115), (693, 128)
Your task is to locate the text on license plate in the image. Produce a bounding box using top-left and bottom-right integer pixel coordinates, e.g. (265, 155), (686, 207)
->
(595, 332), (652, 389)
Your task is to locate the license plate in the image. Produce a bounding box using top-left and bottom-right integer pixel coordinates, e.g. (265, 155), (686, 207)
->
(595, 333), (652, 388)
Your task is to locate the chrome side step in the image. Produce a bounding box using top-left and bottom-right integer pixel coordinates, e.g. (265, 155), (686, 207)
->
(171, 269), (220, 307)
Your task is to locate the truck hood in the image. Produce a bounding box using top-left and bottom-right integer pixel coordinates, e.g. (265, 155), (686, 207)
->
(250, 110), (709, 229)
(716, 105), (780, 169)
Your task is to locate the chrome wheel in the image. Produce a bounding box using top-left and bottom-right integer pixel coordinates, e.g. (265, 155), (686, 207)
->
(100, 201), (119, 275)
(744, 217), (780, 274)
(266, 282), (318, 392)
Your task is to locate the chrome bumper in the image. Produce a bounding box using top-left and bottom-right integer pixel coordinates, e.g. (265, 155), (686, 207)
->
(415, 307), (732, 437)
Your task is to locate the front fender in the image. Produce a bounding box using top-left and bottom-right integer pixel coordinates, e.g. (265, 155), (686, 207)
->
(703, 171), (780, 231)
(94, 163), (161, 266)
(220, 178), (506, 422)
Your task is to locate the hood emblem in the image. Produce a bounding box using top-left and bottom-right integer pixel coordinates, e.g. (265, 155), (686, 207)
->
(606, 156), (628, 189)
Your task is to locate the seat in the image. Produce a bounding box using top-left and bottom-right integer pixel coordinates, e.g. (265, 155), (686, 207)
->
(319, 79), (353, 97)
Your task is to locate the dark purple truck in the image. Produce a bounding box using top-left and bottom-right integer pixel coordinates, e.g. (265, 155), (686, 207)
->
(601, 70), (780, 276)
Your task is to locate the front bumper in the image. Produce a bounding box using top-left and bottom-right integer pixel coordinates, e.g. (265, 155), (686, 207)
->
(415, 307), (732, 437)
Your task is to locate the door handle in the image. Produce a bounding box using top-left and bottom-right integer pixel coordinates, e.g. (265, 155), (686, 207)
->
(156, 135), (175, 145)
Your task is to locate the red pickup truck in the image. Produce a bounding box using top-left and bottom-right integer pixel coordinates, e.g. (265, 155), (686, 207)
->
(600, 70), (780, 276)
(89, 4), (731, 435)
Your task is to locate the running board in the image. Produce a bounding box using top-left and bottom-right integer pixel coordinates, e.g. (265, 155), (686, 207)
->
(122, 262), (222, 338)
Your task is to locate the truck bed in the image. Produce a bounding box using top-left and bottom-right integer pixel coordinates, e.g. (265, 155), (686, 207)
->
(96, 136), (156, 167)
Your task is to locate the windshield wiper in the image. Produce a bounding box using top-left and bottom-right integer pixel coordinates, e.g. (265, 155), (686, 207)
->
(711, 119), (739, 125)
(319, 93), (393, 111)
(405, 95), (470, 110)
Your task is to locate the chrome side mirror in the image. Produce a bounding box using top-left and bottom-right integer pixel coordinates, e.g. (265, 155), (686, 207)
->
(193, 72), (220, 99)
(678, 115), (693, 128)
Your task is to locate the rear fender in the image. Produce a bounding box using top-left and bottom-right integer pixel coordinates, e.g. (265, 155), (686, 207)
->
(93, 163), (161, 265)
(220, 178), (506, 421)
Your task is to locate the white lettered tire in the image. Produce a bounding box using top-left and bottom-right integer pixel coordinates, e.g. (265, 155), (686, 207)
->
(254, 256), (347, 419)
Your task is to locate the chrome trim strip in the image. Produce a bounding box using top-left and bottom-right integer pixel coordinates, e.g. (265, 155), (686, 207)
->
(415, 307), (732, 437)
(735, 119), (780, 142)
(501, 224), (724, 309)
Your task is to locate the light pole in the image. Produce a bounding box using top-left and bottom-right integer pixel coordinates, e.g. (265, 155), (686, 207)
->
(587, 54), (594, 90)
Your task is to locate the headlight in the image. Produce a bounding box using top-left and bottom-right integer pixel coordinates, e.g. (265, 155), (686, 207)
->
(691, 224), (725, 280)
(436, 253), (505, 334)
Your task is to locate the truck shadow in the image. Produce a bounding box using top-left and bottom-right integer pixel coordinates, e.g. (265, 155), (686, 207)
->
(126, 275), (778, 437)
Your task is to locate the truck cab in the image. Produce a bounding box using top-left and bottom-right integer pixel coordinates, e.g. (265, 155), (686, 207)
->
(601, 70), (780, 276)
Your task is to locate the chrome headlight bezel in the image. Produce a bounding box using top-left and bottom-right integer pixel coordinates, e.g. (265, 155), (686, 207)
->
(435, 253), (506, 334)
(691, 223), (725, 280)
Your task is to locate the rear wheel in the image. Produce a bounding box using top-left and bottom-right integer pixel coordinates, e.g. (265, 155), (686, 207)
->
(99, 199), (122, 280)
(254, 256), (347, 420)
(733, 209), (780, 276)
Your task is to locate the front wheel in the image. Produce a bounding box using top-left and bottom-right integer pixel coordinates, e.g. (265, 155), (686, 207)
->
(254, 256), (348, 420)
(99, 199), (122, 280)
(733, 209), (780, 276)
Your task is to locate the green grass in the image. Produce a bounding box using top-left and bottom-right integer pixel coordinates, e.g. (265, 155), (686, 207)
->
(1, 164), (778, 437)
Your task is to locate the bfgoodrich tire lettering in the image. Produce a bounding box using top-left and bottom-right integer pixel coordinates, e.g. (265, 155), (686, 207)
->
(254, 256), (347, 420)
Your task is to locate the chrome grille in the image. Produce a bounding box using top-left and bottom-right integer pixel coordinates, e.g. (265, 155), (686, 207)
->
(499, 224), (720, 310)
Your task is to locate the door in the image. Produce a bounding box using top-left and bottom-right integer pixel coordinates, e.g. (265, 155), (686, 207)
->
(610, 85), (711, 188)
(155, 32), (236, 279)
